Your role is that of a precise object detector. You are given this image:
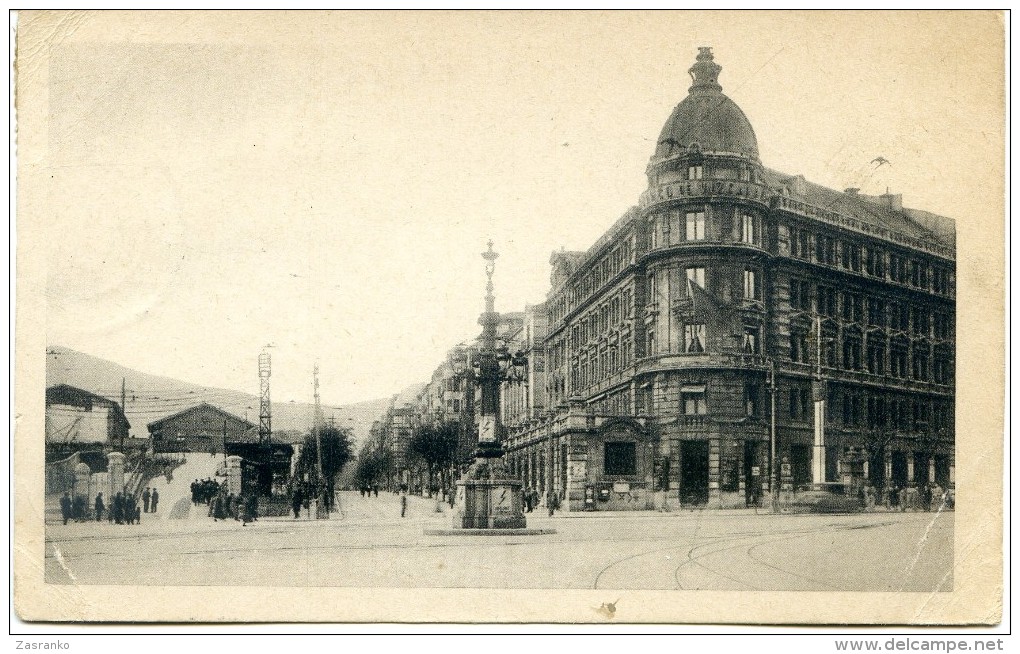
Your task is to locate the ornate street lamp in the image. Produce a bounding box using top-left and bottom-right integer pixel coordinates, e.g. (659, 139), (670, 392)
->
(431, 241), (551, 534)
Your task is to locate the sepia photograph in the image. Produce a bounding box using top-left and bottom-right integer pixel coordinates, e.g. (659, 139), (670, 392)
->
(12, 10), (1004, 626)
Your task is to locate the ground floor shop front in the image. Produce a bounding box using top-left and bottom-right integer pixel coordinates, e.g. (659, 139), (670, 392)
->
(503, 409), (954, 512)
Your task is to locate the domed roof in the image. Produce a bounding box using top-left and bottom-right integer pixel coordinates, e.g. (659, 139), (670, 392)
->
(653, 48), (759, 160)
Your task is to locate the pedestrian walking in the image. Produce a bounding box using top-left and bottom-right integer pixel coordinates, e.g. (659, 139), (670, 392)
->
(151, 489), (159, 514)
(59, 492), (72, 525)
(400, 491), (408, 518)
(72, 494), (86, 521)
(547, 491), (559, 517)
(373, 485), (379, 497)
(112, 492), (123, 524)
(94, 492), (105, 522)
(212, 493), (227, 521)
(142, 487), (151, 513)
(291, 488), (303, 519)
(246, 493), (258, 523)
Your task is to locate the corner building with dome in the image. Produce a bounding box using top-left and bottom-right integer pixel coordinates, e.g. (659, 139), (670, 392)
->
(500, 48), (956, 511)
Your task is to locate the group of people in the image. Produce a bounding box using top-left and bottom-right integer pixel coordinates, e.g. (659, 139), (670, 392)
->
(208, 489), (259, 525)
(859, 482), (952, 512)
(60, 489), (149, 525)
(190, 478), (222, 505)
(358, 486), (380, 497)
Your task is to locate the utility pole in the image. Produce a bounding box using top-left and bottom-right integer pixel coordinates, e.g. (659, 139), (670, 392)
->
(313, 363), (327, 517)
(121, 377), (127, 451)
(769, 359), (778, 512)
(813, 315), (827, 486)
(223, 419), (228, 465)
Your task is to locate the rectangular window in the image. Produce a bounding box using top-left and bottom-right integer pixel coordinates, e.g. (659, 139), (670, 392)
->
(816, 234), (836, 264)
(888, 302), (904, 331)
(743, 326), (760, 354)
(890, 347), (908, 378)
(913, 307), (930, 336)
(790, 331), (808, 363)
(790, 279), (811, 311)
(687, 165), (703, 181)
(867, 339), (886, 375)
(867, 298), (885, 327)
(685, 266), (706, 291)
(741, 214), (758, 245)
(842, 338), (862, 370)
(842, 293), (862, 322)
(789, 227), (810, 259)
(865, 247), (886, 277)
(682, 387), (707, 415)
(842, 241), (862, 271)
(648, 216), (659, 249)
(933, 267), (951, 295)
(646, 328), (656, 356)
(912, 346), (929, 380)
(910, 260), (928, 288)
(843, 394), (860, 426)
(745, 384), (760, 417)
(604, 442), (637, 475)
(889, 254), (907, 283)
(743, 269), (761, 300)
(452, 399), (461, 413)
(934, 313), (951, 339)
(684, 323), (706, 353)
(934, 350), (952, 384)
(685, 211), (706, 241)
(817, 286), (837, 317)
(789, 387), (811, 419)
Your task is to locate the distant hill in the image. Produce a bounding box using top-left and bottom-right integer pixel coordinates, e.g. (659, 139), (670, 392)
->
(44, 346), (390, 448)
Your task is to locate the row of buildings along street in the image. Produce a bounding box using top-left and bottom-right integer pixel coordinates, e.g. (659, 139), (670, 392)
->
(363, 47), (955, 515)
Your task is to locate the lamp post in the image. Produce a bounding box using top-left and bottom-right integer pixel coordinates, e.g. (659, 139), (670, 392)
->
(440, 241), (535, 532)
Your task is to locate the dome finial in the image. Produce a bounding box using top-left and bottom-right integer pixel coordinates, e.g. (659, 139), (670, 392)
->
(688, 46), (722, 95)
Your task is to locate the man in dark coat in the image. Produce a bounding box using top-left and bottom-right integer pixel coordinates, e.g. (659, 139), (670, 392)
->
(246, 493), (258, 522)
(94, 492), (105, 522)
(112, 492), (124, 524)
(291, 488), (303, 519)
(59, 492), (72, 525)
(150, 489), (159, 514)
(72, 494), (86, 521)
(142, 487), (151, 513)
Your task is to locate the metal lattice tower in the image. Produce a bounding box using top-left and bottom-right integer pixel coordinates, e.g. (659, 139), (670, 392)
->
(258, 349), (272, 445)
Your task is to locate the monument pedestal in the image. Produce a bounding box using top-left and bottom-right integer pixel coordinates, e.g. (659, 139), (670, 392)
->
(455, 478), (526, 529)
(425, 457), (555, 536)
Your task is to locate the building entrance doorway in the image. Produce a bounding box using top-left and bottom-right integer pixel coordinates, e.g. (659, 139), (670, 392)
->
(934, 455), (951, 487)
(891, 451), (909, 487)
(679, 440), (709, 505)
(868, 447), (886, 491)
(790, 444), (811, 489)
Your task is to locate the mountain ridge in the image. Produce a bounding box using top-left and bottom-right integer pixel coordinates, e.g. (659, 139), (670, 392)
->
(45, 345), (391, 447)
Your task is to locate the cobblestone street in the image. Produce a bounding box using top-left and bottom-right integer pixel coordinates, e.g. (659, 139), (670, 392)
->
(44, 491), (953, 591)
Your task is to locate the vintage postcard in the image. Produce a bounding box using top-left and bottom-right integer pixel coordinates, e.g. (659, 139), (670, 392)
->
(13, 10), (1004, 624)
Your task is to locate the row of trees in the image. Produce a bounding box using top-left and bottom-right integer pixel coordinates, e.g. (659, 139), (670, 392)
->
(353, 420), (463, 495)
(295, 425), (353, 508)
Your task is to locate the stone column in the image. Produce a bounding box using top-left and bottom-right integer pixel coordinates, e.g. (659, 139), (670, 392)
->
(225, 455), (243, 496)
(107, 452), (125, 494)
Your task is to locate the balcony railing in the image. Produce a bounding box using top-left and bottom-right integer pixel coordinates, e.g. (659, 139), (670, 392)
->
(776, 195), (954, 260)
(639, 179), (770, 208)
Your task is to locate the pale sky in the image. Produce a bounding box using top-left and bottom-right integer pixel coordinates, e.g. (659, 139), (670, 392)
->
(20, 11), (1003, 406)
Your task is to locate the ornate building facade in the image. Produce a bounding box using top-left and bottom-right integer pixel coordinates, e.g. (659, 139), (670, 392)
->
(501, 47), (955, 511)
